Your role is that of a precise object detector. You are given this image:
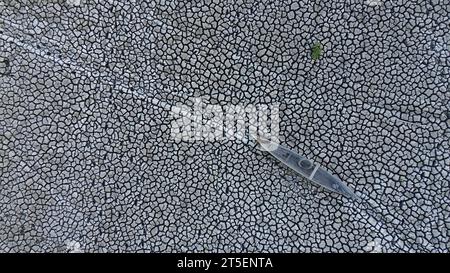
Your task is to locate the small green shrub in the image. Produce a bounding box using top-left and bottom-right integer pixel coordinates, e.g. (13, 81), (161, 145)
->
(311, 42), (323, 60)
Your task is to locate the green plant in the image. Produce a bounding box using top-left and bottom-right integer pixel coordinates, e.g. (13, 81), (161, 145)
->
(311, 42), (323, 60)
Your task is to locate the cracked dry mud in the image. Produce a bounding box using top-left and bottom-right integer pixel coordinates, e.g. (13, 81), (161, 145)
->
(0, 0), (449, 252)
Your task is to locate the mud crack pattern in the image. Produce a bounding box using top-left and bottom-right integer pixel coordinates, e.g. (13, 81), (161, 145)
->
(0, 0), (449, 252)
